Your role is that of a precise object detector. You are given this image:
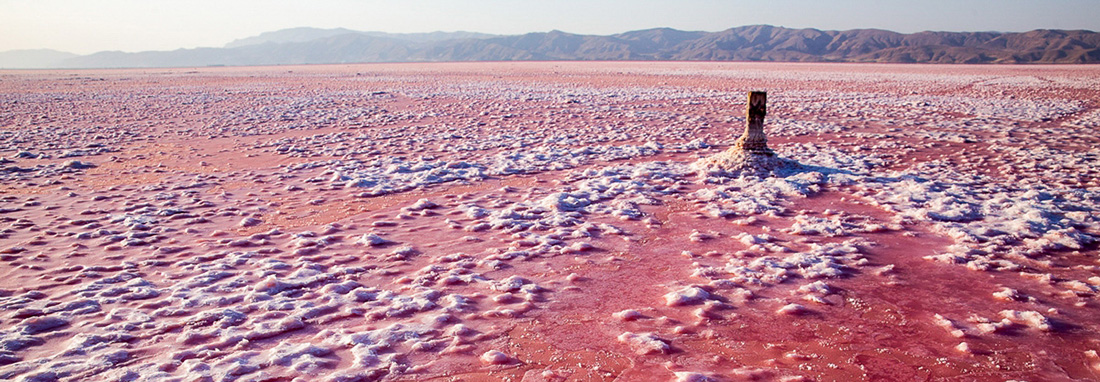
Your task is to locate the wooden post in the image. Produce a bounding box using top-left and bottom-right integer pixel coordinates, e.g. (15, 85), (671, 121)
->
(734, 91), (773, 156)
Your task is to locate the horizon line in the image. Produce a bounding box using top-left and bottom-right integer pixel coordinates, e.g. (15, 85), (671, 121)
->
(4, 24), (1097, 56)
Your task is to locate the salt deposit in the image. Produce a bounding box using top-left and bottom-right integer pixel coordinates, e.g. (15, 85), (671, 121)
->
(0, 62), (1096, 381)
(618, 332), (670, 355)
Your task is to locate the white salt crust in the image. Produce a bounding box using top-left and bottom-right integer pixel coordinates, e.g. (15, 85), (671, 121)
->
(0, 67), (1097, 382)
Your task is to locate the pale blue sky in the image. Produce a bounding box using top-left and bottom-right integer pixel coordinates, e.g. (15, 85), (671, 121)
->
(3, 0), (1098, 54)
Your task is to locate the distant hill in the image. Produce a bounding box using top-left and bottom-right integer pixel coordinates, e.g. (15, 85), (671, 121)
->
(224, 27), (498, 48)
(0, 49), (79, 69)
(8, 25), (1100, 69)
(224, 27), (363, 48)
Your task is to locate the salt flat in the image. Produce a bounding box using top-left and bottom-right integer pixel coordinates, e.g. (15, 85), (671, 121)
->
(0, 62), (1098, 381)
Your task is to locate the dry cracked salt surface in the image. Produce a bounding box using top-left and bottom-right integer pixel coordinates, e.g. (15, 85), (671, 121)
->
(0, 62), (1098, 382)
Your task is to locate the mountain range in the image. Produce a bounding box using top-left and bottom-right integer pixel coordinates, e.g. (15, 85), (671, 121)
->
(3, 25), (1099, 69)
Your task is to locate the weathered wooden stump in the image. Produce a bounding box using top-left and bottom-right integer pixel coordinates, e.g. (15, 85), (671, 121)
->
(733, 91), (774, 156)
(690, 90), (797, 176)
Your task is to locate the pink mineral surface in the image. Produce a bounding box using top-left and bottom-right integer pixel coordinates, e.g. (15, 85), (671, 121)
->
(0, 62), (1098, 381)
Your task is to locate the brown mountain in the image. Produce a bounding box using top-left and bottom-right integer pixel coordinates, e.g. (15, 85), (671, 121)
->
(47, 25), (1100, 68)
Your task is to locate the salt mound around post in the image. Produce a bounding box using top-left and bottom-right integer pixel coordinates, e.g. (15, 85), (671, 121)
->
(692, 146), (800, 177)
(692, 91), (800, 177)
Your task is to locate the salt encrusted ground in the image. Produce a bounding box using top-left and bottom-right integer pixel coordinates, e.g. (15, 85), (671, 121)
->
(0, 62), (1098, 382)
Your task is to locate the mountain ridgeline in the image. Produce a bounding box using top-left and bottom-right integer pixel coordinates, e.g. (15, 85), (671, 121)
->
(6, 25), (1100, 68)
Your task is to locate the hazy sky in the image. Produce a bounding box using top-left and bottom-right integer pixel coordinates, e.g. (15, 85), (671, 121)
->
(3, 0), (1099, 54)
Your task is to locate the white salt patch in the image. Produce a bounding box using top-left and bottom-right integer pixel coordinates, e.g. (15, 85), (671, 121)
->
(992, 287), (1027, 302)
(664, 286), (710, 306)
(797, 281), (831, 295)
(355, 233), (393, 247)
(617, 332), (669, 355)
(1000, 310), (1053, 332)
(448, 324), (476, 337)
(386, 245), (419, 261)
(561, 242), (594, 254)
(265, 341), (334, 368)
(407, 199), (438, 211)
(492, 293), (517, 304)
(973, 316), (1014, 334)
(688, 230), (711, 242)
(492, 276), (532, 292)
(479, 350), (511, 365)
(613, 309), (644, 321)
(932, 314), (968, 338)
(776, 303), (808, 316)
(737, 233), (767, 246)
